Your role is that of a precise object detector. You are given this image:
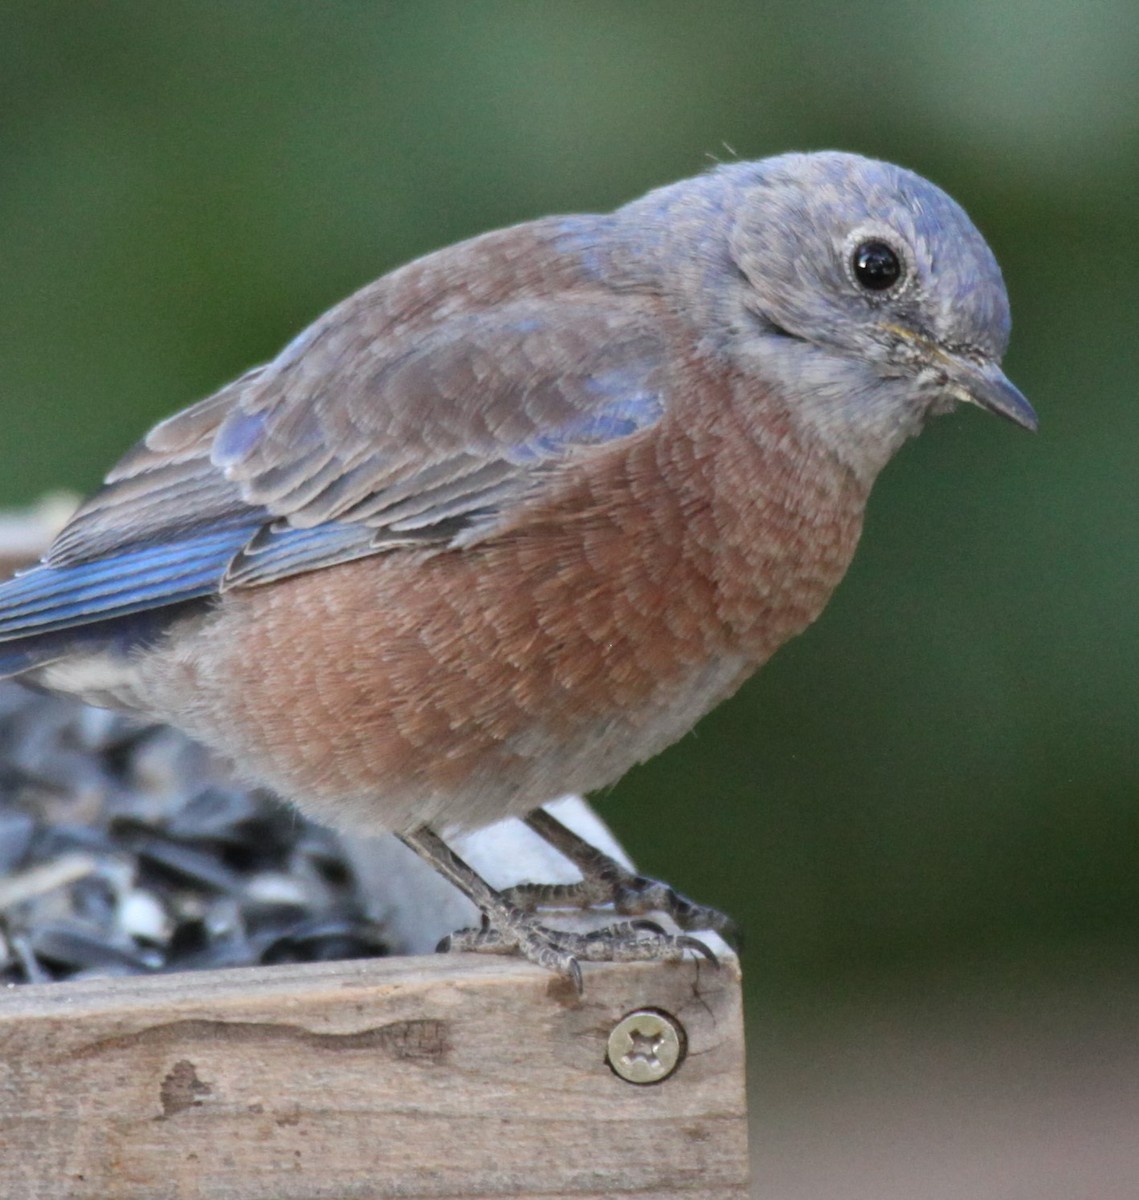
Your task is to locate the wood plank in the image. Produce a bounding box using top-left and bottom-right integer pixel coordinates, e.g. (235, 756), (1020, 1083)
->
(0, 951), (749, 1198)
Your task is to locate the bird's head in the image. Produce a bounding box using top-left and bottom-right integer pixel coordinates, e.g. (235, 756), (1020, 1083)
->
(649, 151), (1037, 479)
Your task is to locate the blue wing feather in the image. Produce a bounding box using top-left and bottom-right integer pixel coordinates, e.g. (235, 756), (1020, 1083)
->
(220, 521), (380, 590)
(0, 296), (668, 666)
(0, 524), (260, 641)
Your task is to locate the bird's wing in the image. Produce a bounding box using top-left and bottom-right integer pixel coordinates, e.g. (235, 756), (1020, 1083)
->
(210, 297), (667, 540)
(0, 288), (667, 643)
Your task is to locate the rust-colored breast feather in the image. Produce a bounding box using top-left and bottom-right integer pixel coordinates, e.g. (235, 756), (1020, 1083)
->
(144, 352), (868, 836)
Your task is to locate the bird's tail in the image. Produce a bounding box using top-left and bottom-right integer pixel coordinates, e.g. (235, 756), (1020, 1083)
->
(0, 522), (259, 683)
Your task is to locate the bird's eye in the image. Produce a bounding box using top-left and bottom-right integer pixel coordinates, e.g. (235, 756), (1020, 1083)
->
(851, 240), (902, 291)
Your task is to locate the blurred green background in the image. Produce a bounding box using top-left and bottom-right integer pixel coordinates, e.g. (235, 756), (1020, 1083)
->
(1, 2), (1137, 1186)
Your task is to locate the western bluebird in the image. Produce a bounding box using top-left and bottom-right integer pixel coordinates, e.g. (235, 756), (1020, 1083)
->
(0, 152), (1035, 986)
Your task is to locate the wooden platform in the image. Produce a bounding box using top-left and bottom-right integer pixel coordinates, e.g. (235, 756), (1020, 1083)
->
(0, 951), (749, 1199)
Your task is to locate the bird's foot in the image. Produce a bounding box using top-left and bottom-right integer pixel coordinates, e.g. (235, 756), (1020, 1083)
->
(514, 809), (737, 939)
(439, 912), (717, 993)
(501, 873), (733, 936)
(398, 823), (725, 993)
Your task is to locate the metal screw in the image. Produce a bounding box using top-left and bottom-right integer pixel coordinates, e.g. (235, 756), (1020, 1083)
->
(606, 1008), (686, 1085)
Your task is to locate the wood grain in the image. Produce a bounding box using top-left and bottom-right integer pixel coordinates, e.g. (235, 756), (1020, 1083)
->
(0, 951), (748, 1199)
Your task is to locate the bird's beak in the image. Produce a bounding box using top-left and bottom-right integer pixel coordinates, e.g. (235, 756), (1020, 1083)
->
(884, 325), (1038, 432)
(936, 352), (1038, 432)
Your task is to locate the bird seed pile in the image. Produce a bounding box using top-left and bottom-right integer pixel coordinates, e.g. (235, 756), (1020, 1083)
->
(0, 680), (392, 986)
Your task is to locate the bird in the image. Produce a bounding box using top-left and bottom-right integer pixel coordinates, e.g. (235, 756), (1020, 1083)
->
(0, 151), (1036, 988)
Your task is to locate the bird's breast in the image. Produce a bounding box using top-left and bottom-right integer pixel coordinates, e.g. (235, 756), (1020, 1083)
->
(137, 374), (867, 832)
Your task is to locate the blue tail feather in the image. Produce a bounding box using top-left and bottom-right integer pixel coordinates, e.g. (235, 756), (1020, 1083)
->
(0, 524), (260, 645)
(0, 514), (391, 679)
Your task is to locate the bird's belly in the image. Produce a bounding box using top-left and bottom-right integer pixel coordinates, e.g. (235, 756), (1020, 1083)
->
(129, 540), (776, 835)
(132, 418), (864, 836)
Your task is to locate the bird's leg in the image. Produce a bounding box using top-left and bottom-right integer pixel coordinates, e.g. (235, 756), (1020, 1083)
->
(398, 825), (716, 993)
(502, 808), (736, 939)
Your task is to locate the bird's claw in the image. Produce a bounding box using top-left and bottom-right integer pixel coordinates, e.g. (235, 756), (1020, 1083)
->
(438, 910), (717, 992)
(502, 869), (736, 941)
